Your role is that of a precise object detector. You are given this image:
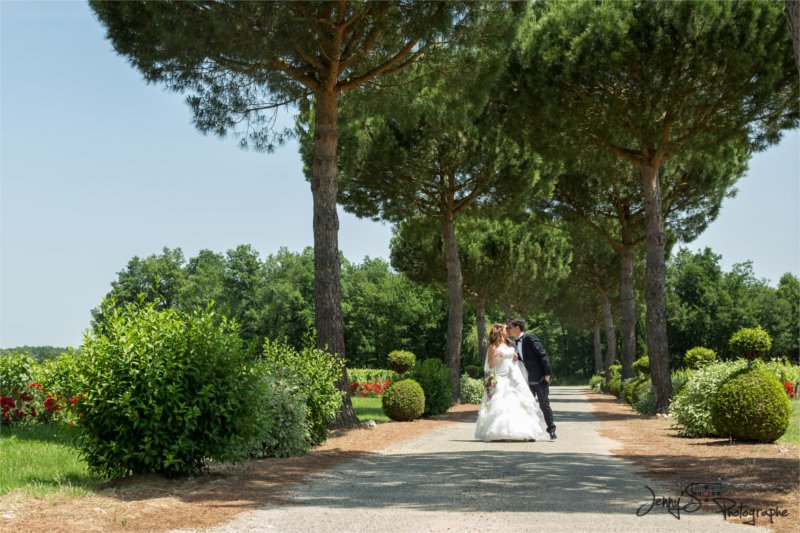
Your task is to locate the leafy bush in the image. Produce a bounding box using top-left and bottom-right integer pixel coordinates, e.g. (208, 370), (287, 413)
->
(710, 365), (791, 443)
(463, 365), (482, 380)
(729, 326), (772, 362)
(632, 357), (651, 376)
(684, 347), (717, 370)
(382, 379), (425, 421)
(460, 373), (483, 404)
(621, 377), (638, 405)
(632, 384), (658, 415)
(409, 358), (453, 416)
(33, 349), (82, 400)
(76, 303), (266, 478)
(387, 350), (416, 374)
(669, 359), (748, 437)
(261, 338), (343, 446)
(0, 352), (37, 395)
(588, 374), (604, 391)
(247, 369), (310, 458)
(623, 376), (651, 405)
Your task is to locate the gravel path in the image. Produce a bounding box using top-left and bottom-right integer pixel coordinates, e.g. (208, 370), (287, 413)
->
(173, 387), (767, 532)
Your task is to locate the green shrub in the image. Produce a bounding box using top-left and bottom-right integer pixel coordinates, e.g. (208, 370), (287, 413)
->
(76, 303), (266, 478)
(633, 384), (658, 415)
(261, 338), (343, 447)
(669, 360), (748, 437)
(0, 352), (37, 395)
(33, 349), (82, 400)
(460, 373), (483, 404)
(588, 374), (604, 391)
(247, 369), (310, 458)
(604, 376), (622, 397)
(729, 326), (772, 362)
(463, 365), (482, 380)
(621, 377), (638, 405)
(632, 357), (651, 376)
(387, 350), (416, 374)
(684, 347), (717, 370)
(409, 358), (453, 416)
(382, 379), (425, 421)
(671, 368), (693, 396)
(710, 365), (791, 443)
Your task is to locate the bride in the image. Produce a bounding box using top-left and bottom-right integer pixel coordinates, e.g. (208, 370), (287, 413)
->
(475, 323), (549, 442)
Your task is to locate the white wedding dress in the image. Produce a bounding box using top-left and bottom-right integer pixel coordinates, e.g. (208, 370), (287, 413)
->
(474, 343), (549, 442)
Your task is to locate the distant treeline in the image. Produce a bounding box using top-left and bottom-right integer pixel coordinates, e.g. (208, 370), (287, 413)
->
(0, 346), (69, 362)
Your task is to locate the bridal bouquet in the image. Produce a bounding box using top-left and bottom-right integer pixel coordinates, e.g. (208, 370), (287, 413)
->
(483, 370), (497, 402)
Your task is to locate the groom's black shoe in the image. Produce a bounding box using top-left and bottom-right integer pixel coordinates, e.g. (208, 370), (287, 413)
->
(548, 428), (557, 440)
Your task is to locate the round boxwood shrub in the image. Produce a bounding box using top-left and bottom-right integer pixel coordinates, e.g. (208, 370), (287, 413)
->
(76, 303), (267, 478)
(460, 373), (483, 404)
(729, 326), (772, 362)
(463, 365), (482, 380)
(409, 358), (453, 416)
(382, 379), (425, 421)
(710, 365), (791, 443)
(684, 347), (716, 370)
(387, 350), (416, 374)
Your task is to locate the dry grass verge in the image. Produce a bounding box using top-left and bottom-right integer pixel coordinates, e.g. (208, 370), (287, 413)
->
(586, 389), (800, 533)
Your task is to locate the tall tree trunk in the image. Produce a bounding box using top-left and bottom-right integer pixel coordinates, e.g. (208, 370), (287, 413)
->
(619, 239), (637, 379)
(601, 289), (617, 380)
(788, 0), (800, 73)
(442, 214), (463, 402)
(476, 296), (488, 370)
(312, 90), (358, 428)
(593, 321), (603, 375)
(503, 305), (512, 323)
(640, 163), (673, 412)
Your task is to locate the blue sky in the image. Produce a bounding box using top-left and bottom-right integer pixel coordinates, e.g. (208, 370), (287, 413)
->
(1, 1), (798, 348)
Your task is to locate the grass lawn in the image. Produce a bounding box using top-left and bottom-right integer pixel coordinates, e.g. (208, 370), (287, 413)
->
(0, 423), (100, 497)
(351, 396), (390, 424)
(778, 397), (800, 444)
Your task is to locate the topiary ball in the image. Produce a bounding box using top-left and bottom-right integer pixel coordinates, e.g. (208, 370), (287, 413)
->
(632, 356), (651, 376)
(382, 379), (425, 421)
(387, 350), (417, 374)
(710, 366), (791, 443)
(684, 347), (717, 369)
(729, 326), (772, 362)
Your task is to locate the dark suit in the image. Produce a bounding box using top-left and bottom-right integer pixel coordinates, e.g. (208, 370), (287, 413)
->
(516, 331), (555, 433)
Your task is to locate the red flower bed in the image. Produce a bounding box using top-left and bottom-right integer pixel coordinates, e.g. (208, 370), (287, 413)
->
(784, 381), (796, 399)
(349, 379), (392, 398)
(0, 382), (80, 425)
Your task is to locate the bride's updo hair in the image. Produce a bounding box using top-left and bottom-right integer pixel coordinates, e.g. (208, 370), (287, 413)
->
(488, 323), (506, 346)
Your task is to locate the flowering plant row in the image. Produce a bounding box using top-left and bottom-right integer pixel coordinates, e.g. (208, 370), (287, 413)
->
(349, 379), (392, 398)
(0, 382), (80, 426)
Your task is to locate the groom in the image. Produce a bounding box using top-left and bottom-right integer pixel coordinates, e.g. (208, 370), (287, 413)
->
(508, 318), (557, 440)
